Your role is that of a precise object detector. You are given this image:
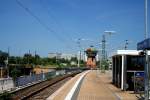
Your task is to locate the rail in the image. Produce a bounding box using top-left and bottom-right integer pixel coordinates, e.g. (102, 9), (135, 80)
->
(11, 72), (80, 100)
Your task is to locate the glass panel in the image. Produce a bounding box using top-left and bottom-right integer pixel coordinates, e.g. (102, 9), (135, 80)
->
(127, 56), (144, 71)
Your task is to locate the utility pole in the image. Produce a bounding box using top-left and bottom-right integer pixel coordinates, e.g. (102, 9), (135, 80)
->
(77, 38), (81, 67)
(145, 50), (149, 100)
(28, 50), (30, 64)
(101, 31), (115, 72)
(34, 50), (37, 65)
(102, 35), (106, 61)
(99, 49), (102, 71)
(6, 47), (9, 78)
(144, 0), (149, 99)
(145, 0), (148, 39)
(101, 35), (106, 73)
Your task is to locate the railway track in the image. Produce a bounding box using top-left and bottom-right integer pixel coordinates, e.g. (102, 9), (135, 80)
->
(11, 72), (79, 100)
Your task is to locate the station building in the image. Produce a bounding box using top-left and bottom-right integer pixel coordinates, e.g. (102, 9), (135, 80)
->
(112, 50), (146, 91)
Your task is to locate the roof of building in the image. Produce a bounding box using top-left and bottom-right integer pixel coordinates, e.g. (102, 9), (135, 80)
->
(117, 50), (141, 55)
(112, 50), (150, 56)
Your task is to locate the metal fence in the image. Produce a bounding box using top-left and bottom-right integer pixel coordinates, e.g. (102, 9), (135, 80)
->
(15, 70), (69, 87)
(16, 71), (57, 87)
(0, 68), (87, 93)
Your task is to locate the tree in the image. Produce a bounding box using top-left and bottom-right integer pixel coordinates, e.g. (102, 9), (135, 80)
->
(10, 67), (21, 86)
(34, 54), (40, 65)
(70, 57), (78, 63)
(9, 56), (16, 64)
(23, 53), (33, 64)
(0, 50), (8, 65)
(100, 59), (109, 72)
(0, 91), (12, 100)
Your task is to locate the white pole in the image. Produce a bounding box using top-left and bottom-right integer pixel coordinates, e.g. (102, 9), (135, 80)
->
(77, 51), (80, 67)
(77, 38), (81, 68)
(121, 55), (124, 90)
(7, 47), (9, 78)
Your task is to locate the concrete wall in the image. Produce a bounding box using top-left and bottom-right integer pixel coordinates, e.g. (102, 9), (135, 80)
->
(0, 78), (14, 93)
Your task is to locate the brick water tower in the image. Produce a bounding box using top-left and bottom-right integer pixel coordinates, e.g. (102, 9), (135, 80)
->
(85, 48), (98, 68)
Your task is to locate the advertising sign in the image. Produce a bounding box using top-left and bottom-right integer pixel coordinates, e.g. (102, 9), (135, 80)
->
(135, 72), (144, 77)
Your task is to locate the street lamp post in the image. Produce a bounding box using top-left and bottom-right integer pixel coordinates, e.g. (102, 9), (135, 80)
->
(77, 51), (81, 67)
(144, 0), (149, 99)
(77, 38), (81, 67)
(6, 47), (10, 78)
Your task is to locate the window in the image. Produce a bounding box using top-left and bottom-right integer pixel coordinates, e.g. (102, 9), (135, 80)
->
(127, 56), (144, 71)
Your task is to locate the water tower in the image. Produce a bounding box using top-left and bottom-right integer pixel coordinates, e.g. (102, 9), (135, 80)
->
(85, 48), (98, 68)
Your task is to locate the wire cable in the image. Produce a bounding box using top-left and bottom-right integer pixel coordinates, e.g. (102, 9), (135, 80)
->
(15, 0), (74, 51)
(39, 0), (74, 42)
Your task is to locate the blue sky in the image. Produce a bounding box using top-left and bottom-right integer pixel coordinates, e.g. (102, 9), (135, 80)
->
(0, 0), (149, 57)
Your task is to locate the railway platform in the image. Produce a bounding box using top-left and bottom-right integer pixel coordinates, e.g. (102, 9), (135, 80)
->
(47, 70), (139, 100)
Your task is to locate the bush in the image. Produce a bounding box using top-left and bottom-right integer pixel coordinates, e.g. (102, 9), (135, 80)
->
(0, 92), (12, 100)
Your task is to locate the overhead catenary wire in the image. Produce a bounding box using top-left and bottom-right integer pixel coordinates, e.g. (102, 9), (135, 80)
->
(15, 0), (74, 51)
(39, 0), (89, 50)
(39, 0), (74, 43)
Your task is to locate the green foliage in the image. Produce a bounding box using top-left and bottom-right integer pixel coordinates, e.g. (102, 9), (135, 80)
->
(101, 60), (109, 70)
(1, 50), (85, 68)
(9, 53), (41, 65)
(0, 50), (8, 65)
(23, 53), (34, 64)
(0, 92), (12, 100)
(40, 57), (57, 66)
(10, 67), (21, 86)
(70, 57), (78, 62)
(10, 67), (21, 80)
